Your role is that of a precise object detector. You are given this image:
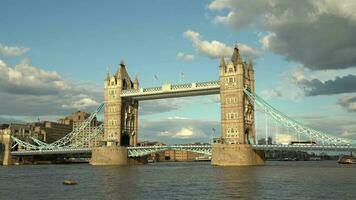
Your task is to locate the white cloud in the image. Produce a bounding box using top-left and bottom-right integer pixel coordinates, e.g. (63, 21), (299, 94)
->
(139, 117), (219, 144)
(0, 43), (30, 57)
(208, 0), (356, 70)
(167, 116), (189, 120)
(0, 59), (102, 116)
(341, 130), (356, 137)
(62, 97), (99, 109)
(139, 98), (192, 115)
(173, 127), (195, 138)
(183, 29), (261, 59)
(159, 127), (206, 139)
(337, 95), (356, 112)
(275, 134), (295, 145)
(0, 59), (70, 95)
(261, 88), (282, 99)
(287, 65), (356, 96)
(176, 52), (194, 62)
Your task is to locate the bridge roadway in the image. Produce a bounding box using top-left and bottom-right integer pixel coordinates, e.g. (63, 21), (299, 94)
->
(10, 144), (356, 157)
(120, 81), (220, 100)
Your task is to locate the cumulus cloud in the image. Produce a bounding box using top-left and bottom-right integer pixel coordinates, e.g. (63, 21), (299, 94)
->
(139, 98), (191, 115)
(255, 113), (356, 142)
(275, 134), (295, 145)
(341, 130), (356, 138)
(295, 114), (356, 140)
(261, 88), (282, 99)
(62, 97), (99, 109)
(301, 75), (356, 96)
(176, 52), (194, 62)
(290, 66), (356, 96)
(162, 127), (197, 139)
(183, 29), (261, 59)
(0, 59), (102, 117)
(0, 59), (70, 95)
(208, 0), (356, 70)
(0, 43), (30, 57)
(337, 96), (356, 112)
(139, 117), (219, 144)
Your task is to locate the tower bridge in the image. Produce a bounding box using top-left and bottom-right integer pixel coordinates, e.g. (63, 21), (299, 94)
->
(2, 44), (356, 166)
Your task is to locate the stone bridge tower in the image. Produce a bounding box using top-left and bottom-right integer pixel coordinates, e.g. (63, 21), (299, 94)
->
(219, 45), (255, 144)
(103, 60), (138, 147)
(212, 45), (264, 166)
(91, 60), (139, 165)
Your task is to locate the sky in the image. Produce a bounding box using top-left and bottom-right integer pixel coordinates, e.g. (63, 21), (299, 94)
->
(1, 0), (356, 144)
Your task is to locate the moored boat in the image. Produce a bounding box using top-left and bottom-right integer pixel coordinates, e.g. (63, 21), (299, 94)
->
(337, 156), (356, 164)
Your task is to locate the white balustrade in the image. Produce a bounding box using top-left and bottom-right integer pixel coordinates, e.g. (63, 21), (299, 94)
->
(121, 80), (220, 97)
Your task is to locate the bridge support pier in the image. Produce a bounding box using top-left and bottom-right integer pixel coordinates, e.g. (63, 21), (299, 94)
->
(90, 147), (148, 165)
(90, 147), (128, 165)
(211, 144), (265, 166)
(1, 137), (12, 166)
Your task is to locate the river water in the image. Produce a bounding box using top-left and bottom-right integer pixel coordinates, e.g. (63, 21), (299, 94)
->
(0, 161), (355, 200)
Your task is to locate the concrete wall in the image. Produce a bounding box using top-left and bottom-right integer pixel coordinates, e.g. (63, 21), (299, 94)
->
(211, 144), (265, 166)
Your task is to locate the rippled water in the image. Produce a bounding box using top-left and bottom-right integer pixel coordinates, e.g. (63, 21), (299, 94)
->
(0, 161), (355, 200)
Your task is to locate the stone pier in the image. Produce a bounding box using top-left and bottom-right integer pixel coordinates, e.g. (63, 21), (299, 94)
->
(90, 147), (147, 165)
(90, 147), (128, 165)
(0, 134), (12, 166)
(211, 144), (265, 166)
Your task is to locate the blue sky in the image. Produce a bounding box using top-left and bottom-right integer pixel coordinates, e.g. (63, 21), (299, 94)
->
(1, 0), (356, 144)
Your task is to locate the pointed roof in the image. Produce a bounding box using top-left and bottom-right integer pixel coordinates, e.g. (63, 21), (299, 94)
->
(105, 67), (110, 81)
(231, 44), (243, 65)
(247, 57), (253, 70)
(105, 72), (110, 81)
(220, 55), (226, 67)
(116, 59), (125, 77)
(120, 59), (125, 67)
(134, 75), (139, 84)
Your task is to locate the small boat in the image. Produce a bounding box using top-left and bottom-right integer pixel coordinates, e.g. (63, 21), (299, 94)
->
(337, 156), (356, 164)
(63, 179), (78, 185)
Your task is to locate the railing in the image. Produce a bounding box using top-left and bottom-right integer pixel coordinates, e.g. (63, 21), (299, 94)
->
(195, 81), (220, 88)
(121, 80), (220, 97)
(251, 144), (356, 151)
(243, 88), (356, 146)
(127, 145), (212, 157)
(10, 144), (356, 156)
(171, 83), (192, 90)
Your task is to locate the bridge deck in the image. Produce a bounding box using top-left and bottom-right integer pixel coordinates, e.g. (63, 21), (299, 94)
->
(10, 144), (356, 156)
(121, 81), (220, 100)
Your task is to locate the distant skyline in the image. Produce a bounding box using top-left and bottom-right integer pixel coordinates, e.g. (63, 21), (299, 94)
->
(1, 0), (356, 144)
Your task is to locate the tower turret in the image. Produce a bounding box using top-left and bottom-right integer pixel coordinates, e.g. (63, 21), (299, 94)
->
(231, 44), (243, 65)
(133, 75), (139, 90)
(105, 70), (110, 86)
(219, 55), (226, 75)
(115, 59), (126, 78)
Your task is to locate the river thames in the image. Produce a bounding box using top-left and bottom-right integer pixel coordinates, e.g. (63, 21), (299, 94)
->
(0, 161), (355, 200)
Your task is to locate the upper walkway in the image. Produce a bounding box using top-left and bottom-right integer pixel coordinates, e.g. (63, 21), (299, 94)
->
(121, 81), (220, 100)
